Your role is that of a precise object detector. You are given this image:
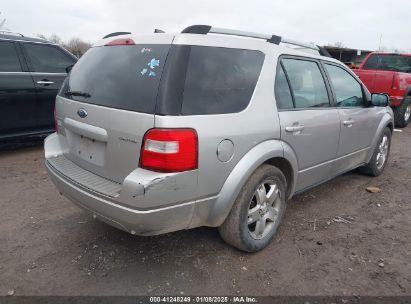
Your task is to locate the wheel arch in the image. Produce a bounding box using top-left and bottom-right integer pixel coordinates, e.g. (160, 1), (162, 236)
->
(367, 113), (394, 163)
(205, 139), (298, 227)
(386, 121), (394, 133)
(264, 157), (294, 199)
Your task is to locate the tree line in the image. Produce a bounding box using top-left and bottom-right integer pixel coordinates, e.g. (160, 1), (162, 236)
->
(1, 11), (91, 58)
(37, 34), (92, 57)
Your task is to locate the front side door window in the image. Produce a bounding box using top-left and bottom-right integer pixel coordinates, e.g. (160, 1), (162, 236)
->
(324, 62), (379, 165)
(324, 64), (365, 107)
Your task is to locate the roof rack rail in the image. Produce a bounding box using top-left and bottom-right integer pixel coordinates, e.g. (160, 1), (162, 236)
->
(317, 45), (332, 57)
(181, 25), (320, 52)
(102, 32), (131, 39)
(0, 30), (24, 37)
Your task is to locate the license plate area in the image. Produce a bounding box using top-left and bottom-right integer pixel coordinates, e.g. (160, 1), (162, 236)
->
(66, 130), (106, 166)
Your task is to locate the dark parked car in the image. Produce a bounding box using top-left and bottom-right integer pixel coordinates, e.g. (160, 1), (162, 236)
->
(0, 32), (77, 142)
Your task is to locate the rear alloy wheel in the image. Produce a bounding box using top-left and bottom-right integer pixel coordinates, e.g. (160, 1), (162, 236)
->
(247, 180), (282, 240)
(219, 164), (287, 252)
(393, 97), (411, 128)
(359, 127), (392, 177)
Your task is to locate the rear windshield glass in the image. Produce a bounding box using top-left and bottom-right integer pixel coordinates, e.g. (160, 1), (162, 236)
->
(363, 54), (411, 73)
(64, 44), (169, 113)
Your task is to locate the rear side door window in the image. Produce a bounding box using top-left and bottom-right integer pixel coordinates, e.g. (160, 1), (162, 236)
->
(280, 58), (330, 109)
(22, 43), (75, 73)
(275, 65), (294, 109)
(0, 41), (22, 72)
(324, 64), (365, 107)
(0, 41), (38, 135)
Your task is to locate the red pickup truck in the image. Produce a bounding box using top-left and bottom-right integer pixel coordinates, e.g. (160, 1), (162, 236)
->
(354, 52), (411, 127)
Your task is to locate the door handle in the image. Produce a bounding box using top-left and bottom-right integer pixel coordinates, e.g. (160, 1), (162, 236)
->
(343, 119), (355, 127)
(285, 125), (305, 132)
(37, 80), (55, 85)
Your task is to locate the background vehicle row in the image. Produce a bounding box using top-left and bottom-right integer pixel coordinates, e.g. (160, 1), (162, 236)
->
(0, 33), (77, 141)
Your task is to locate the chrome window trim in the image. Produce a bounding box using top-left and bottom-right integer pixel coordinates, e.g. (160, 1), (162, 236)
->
(31, 72), (67, 76)
(0, 37), (56, 45)
(0, 71), (67, 75)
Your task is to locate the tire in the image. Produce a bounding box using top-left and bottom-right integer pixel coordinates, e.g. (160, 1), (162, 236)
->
(393, 97), (411, 128)
(359, 127), (392, 177)
(218, 164), (287, 252)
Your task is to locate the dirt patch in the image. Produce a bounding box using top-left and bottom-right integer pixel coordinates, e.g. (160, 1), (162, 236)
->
(0, 129), (410, 296)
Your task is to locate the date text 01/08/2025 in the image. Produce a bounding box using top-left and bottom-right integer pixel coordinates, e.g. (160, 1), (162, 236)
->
(149, 296), (257, 303)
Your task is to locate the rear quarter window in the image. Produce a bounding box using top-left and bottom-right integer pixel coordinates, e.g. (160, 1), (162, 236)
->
(179, 46), (264, 115)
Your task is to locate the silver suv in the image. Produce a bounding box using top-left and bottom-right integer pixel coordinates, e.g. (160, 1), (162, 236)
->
(45, 25), (393, 252)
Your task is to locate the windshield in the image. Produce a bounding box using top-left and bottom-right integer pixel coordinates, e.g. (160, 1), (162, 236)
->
(363, 54), (411, 73)
(63, 44), (170, 113)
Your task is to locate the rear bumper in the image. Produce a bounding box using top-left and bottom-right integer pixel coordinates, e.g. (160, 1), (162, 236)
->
(46, 160), (199, 235)
(44, 133), (218, 236)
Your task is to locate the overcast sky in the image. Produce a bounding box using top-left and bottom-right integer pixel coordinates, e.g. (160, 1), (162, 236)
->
(1, 0), (410, 51)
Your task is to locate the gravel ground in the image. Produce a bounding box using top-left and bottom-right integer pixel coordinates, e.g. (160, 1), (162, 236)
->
(0, 128), (410, 296)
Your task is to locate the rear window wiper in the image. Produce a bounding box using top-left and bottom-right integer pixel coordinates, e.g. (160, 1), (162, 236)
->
(65, 91), (91, 98)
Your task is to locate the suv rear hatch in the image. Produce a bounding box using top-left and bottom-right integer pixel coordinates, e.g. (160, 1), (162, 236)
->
(56, 36), (173, 183)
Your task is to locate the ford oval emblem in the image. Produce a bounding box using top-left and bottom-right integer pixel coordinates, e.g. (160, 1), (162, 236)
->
(77, 108), (87, 118)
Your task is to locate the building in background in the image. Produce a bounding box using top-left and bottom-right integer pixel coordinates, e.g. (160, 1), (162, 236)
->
(324, 46), (373, 69)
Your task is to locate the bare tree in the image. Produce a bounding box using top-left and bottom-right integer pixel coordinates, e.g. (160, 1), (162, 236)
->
(328, 41), (346, 48)
(49, 33), (63, 45)
(37, 33), (62, 44)
(63, 38), (92, 57)
(37, 34), (91, 57)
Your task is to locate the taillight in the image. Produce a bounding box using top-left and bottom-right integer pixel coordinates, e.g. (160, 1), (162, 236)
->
(140, 128), (198, 172)
(391, 73), (399, 90)
(105, 38), (135, 46)
(392, 72), (407, 91)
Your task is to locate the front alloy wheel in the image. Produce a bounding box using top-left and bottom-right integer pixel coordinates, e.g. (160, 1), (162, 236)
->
(359, 127), (392, 177)
(376, 134), (389, 170)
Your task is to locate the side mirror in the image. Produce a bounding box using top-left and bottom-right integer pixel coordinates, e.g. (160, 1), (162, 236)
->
(371, 93), (389, 107)
(65, 64), (74, 74)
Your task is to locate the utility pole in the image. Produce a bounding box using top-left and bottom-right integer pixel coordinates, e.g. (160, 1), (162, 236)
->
(378, 33), (382, 51)
(0, 12), (6, 29)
